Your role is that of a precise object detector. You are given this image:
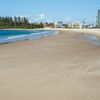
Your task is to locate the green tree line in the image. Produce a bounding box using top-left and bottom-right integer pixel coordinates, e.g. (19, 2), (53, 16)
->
(0, 16), (44, 29)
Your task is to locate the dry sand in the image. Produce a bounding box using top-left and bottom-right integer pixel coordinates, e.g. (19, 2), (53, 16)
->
(0, 29), (100, 100)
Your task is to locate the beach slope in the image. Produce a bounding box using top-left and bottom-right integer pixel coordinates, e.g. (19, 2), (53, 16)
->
(0, 30), (100, 100)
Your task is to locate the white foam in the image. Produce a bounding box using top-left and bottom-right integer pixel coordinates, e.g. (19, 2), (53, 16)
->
(7, 35), (28, 39)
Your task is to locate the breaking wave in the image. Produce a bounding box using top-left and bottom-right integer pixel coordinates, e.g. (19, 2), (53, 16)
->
(0, 30), (57, 43)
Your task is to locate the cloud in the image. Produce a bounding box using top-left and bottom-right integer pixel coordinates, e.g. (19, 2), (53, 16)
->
(33, 13), (45, 22)
(15, 14), (46, 23)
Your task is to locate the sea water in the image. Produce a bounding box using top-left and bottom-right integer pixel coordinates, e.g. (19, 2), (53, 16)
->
(0, 30), (57, 43)
(82, 34), (100, 45)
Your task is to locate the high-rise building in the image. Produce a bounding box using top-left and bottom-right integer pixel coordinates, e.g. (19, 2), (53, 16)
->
(96, 9), (100, 27)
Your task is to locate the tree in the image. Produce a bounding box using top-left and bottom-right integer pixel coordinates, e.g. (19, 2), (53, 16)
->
(14, 16), (18, 27)
(18, 16), (21, 26)
(0, 16), (44, 29)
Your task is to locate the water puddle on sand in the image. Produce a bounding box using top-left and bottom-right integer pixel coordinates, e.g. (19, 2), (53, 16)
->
(81, 34), (100, 46)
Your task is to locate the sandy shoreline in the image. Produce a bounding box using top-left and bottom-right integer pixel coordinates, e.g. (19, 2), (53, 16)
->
(0, 29), (100, 100)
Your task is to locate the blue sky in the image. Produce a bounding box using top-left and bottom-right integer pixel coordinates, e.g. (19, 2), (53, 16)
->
(0, 0), (100, 23)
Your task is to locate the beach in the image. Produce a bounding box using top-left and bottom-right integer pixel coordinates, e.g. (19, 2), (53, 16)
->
(0, 29), (100, 100)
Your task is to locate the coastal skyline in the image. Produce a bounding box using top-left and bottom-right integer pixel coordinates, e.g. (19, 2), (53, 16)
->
(0, 0), (100, 23)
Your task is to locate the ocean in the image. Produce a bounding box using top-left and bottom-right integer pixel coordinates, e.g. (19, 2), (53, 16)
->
(0, 29), (56, 43)
(82, 34), (100, 45)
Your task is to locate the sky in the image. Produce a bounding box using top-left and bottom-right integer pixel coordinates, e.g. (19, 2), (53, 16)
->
(0, 0), (100, 24)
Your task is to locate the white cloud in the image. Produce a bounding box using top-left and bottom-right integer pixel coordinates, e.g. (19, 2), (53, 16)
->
(14, 14), (46, 23)
(33, 13), (45, 22)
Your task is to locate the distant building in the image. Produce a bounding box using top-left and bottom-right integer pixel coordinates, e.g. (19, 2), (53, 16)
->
(44, 22), (54, 28)
(57, 21), (63, 28)
(67, 21), (74, 28)
(81, 21), (85, 29)
(96, 9), (100, 27)
(54, 22), (58, 28)
(54, 21), (63, 28)
(74, 21), (82, 29)
(67, 21), (82, 29)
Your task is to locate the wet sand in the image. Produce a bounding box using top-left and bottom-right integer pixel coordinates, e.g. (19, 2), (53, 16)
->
(0, 29), (100, 100)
